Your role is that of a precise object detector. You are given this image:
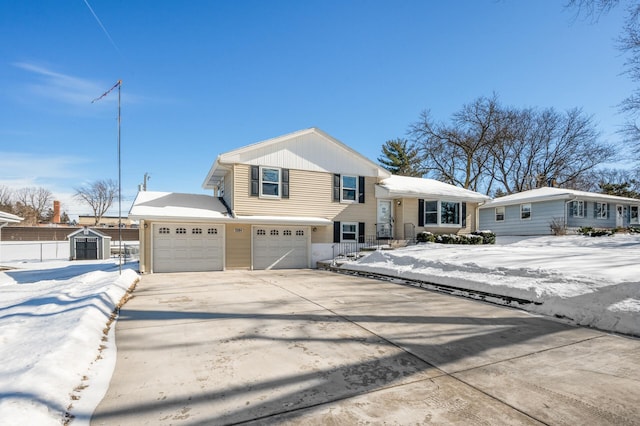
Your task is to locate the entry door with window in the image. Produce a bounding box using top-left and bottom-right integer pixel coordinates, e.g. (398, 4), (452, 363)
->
(616, 205), (624, 227)
(377, 200), (393, 239)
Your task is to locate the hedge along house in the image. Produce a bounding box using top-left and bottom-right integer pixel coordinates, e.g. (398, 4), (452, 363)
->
(478, 187), (640, 236)
(130, 128), (491, 273)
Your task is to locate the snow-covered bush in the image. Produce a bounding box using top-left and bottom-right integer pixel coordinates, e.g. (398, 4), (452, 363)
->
(416, 231), (436, 243)
(472, 230), (496, 244)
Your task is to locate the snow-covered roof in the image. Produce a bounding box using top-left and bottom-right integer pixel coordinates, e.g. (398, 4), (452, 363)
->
(0, 211), (23, 226)
(202, 128), (391, 189)
(376, 175), (491, 202)
(480, 187), (640, 208)
(128, 191), (332, 226)
(66, 227), (110, 239)
(128, 191), (231, 221)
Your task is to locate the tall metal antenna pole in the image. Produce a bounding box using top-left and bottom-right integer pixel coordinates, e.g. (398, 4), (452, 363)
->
(118, 80), (122, 275)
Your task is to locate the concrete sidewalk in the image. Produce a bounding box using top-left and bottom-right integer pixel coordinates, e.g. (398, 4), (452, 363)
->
(92, 270), (640, 425)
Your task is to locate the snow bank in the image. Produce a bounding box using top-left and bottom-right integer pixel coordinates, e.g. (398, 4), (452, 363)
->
(0, 260), (139, 425)
(342, 235), (640, 336)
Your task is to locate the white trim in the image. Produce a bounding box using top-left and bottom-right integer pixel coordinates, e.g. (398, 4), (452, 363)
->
(259, 166), (281, 199)
(341, 175), (358, 203)
(341, 222), (358, 242)
(520, 203), (532, 220)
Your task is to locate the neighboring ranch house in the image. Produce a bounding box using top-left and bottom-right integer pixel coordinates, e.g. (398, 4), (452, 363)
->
(479, 187), (640, 236)
(129, 128), (489, 273)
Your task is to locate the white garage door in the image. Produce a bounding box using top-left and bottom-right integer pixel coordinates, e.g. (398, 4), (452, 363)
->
(153, 224), (224, 273)
(253, 226), (309, 270)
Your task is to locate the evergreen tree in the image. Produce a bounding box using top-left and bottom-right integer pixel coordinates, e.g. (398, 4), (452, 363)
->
(378, 138), (423, 177)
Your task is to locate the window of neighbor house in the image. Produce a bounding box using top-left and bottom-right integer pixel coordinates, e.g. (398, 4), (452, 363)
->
(495, 206), (505, 221)
(261, 167), (280, 197)
(341, 175), (357, 202)
(521, 203), (531, 220)
(596, 202), (608, 219)
(631, 206), (639, 224)
(570, 201), (584, 218)
(341, 222), (358, 241)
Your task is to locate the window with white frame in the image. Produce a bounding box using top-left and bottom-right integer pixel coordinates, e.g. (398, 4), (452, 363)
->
(423, 200), (462, 226)
(425, 201), (438, 225)
(495, 206), (505, 221)
(260, 167), (280, 197)
(596, 202), (608, 219)
(631, 206), (639, 224)
(570, 200), (584, 218)
(441, 201), (460, 225)
(521, 203), (531, 220)
(341, 175), (357, 202)
(341, 222), (358, 241)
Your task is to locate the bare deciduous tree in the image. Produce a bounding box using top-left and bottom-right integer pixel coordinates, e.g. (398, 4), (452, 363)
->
(409, 94), (505, 192)
(74, 179), (118, 225)
(0, 185), (13, 210)
(14, 187), (53, 224)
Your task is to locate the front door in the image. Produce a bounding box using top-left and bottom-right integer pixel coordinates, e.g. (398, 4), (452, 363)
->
(616, 205), (624, 228)
(377, 200), (393, 239)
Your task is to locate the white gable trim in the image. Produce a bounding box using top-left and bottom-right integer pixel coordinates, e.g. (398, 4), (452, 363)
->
(203, 128), (390, 189)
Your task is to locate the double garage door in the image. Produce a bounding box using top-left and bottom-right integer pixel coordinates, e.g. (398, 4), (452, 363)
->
(153, 224), (224, 273)
(152, 224), (309, 272)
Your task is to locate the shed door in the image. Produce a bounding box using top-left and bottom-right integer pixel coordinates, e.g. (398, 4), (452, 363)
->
(153, 224), (224, 273)
(76, 238), (98, 260)
(252, 226), (309, 269)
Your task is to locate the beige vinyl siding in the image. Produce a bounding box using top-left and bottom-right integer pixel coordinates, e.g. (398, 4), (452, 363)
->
(223, 169), (234, 209)
(233, 165), (378, 242)
(225, 223), (251, 269)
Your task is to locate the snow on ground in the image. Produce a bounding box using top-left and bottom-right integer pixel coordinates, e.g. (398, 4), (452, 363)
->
(342, 234), (640, 337)
(0, 234), (638, 424)
(0, 258), (139, 425)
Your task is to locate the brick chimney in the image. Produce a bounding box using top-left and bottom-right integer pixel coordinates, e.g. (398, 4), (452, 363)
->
(53, 200), (61, 224)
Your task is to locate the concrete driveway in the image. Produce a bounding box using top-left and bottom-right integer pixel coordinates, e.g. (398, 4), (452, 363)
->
(92, 270), (640, 425)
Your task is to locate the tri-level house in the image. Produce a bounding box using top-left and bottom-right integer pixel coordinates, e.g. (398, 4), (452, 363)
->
(129, 128), (489, 272)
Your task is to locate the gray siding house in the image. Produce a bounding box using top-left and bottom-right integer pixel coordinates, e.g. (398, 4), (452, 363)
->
(479, 187), (640, 236)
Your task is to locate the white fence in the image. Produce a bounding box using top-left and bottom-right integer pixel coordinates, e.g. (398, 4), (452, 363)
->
(0, 241), (140, 263)
(0, 241), (69, 262)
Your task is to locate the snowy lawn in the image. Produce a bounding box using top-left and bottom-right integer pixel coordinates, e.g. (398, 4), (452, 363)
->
(342, 234), (640, 337)
(0, 259), (139, 425)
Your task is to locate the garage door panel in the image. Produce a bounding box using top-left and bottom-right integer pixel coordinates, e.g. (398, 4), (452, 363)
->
(253, 226), (309, 270)
(153, 224), (224, 273)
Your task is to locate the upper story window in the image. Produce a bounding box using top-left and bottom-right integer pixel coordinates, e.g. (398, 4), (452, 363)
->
(250, 166), (289, 199)
(569, 201), (584, 218)
(495, 206), (505, 221)
(521, 203), (531, 220)
(341, 175), (357, 202)
(261, 167), (280, 197)
(595, 202), (608, 219)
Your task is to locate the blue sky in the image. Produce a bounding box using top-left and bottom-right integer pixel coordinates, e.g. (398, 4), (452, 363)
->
(0, 0), (633, 218)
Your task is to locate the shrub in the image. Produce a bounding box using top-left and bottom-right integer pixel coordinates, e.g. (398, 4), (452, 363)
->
(577, 226), (613, 237)
(549, 218), (567, 236)
(471, 230), (496, 244)
(416, 231), (436, 243)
